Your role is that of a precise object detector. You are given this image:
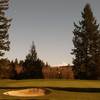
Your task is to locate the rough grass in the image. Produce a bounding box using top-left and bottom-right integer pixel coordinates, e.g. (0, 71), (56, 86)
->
(0, 79), (100, 100)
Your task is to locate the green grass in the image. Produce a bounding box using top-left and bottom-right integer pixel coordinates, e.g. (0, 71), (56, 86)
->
(0, 79), (100, 88)
(0, 79), (100, 100)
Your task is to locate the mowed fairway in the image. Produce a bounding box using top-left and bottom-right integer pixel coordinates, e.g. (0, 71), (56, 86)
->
(0, 79), (100, 100)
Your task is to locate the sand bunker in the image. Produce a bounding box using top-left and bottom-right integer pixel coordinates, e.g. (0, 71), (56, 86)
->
(3, 88), (47, 97)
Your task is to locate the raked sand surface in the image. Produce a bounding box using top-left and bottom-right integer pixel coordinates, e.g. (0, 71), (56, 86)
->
(3, 88), (46, 97)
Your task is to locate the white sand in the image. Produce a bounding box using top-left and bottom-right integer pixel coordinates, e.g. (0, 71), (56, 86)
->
(3, 88), (46, 97)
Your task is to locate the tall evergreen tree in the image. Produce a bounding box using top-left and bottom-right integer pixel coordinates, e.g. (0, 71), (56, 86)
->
(0, 0), (11, 56)
(25, 41), (37, 66)
(72, 4), (100, 79)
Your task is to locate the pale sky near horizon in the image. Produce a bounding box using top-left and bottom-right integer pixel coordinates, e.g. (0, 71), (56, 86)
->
(5, 0), (100, 66)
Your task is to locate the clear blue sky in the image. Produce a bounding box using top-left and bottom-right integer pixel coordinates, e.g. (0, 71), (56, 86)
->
(5, 0), (100, 66)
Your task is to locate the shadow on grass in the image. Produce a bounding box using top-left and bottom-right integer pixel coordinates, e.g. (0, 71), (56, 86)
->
(49, 87), (100, 93)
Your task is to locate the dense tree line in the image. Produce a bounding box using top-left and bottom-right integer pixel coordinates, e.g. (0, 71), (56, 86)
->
(0, 58), (14, 79)
(42, 65), (74, 79)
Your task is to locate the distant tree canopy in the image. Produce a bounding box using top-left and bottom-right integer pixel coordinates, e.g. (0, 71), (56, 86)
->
(0, 58), (15, 79)
(0, 0), (11, 56)
(72, 4), (100, 79)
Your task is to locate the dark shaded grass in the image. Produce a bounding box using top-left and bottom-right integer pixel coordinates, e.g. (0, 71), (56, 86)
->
(49, 87), (100, 92)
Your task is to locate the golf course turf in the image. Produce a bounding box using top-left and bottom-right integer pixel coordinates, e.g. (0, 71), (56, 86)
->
(0, 79), (100, 100)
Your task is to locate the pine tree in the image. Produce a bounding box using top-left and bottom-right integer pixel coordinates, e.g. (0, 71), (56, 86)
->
(0, 0), (11, 56)
(72, 4), (100, 79)
(25, 41), (37, 65)
(23, 41), (37, 78)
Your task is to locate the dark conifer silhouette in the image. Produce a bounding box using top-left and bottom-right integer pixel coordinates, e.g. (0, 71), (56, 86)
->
(72, 4), (100, 79)
(26, 41), (37, 61)
(23, 41), (45, 79)
(0, 0), (11, 56)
